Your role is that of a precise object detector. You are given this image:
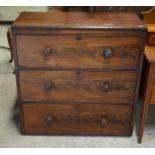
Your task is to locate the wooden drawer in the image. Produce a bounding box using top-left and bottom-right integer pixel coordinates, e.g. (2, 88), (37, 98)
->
(16, 35), (141, 69)
(19, 70), (137, 103)
(21, 103), (132, 135)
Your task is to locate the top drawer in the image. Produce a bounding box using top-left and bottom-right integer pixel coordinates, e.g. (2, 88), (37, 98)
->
(15, 35), (141, 69)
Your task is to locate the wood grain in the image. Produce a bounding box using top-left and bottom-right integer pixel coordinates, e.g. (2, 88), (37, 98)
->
(149, 33), (155, 45)
(16, 35), (141, 69)
(21, 103), (133, 135)
(19, 70), (138, 103)
(149, 84), (155, 104)
(12, 12), (146, 30)
(11, 12), (146, 137)
(138, 63), (155, 143)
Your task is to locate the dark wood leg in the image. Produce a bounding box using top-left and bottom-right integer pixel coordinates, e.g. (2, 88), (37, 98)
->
(138, 63), (154, 143)
(7, 30), (14, 63)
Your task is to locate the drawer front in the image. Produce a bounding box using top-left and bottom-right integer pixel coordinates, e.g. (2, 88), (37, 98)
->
(19, 70), (138, 103)
(16, 35), (141, 69)
(21, 103), (132, 135)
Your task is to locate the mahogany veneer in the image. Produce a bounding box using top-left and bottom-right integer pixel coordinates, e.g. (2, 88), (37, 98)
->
(11, 11), (146, 136)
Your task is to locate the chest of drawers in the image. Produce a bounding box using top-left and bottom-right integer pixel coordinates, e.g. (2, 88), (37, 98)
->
(11, 12), (146, 135)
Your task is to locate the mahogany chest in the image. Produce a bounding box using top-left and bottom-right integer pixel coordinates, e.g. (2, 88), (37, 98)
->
(11, 12), (146, 135)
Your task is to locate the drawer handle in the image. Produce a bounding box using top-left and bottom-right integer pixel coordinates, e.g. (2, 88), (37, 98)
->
(103, 48), (113, 58)
(100, 117), (107, 125)
(44, 47), (52, 56)
(46, 115), (53, 125)
(45, 82), (53, 91)
(103, 82), (110, 92)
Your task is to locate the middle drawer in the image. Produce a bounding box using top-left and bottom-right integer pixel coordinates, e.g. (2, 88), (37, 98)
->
(19, 70), (138, 103)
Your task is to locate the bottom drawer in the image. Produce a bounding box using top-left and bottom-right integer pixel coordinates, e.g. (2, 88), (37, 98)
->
(21, 103), (133, 135)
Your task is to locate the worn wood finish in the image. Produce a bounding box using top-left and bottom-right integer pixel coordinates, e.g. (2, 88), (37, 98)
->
(16, 35), (141, 69)
(19, 70), (137, 103)
(12, 12), (146, 30)
(138, 46), (155, 143)
(12, 29), (146, 36)
(150, 84), (155, 103)
(21, 103), (133, 135)
(11, 12), (146, 136)
(138, 63), (155, 143)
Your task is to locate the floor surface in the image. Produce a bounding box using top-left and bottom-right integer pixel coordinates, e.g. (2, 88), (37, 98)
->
(0, 24), (155, 148)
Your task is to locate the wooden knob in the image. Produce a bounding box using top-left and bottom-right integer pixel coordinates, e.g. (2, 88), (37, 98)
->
(44, 47), (52, 56)
(103, 48), (113, 58)
(45, 82), (53, 91)
(46, 115), (53, 125)
(103, 82), (110, 92)
(100, 117), (107, 125)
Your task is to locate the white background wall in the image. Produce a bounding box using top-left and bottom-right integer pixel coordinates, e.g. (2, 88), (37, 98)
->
(0, 6), (49, 21)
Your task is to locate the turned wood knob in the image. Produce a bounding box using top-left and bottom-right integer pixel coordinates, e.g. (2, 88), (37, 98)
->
(103, 48), (113, 58)
(46, 115), (53, 125)
(103, 82), (110, 92)
(44, 47), (52, 56)
(45, 82), (53, 91)
(100, 117), (107, 125)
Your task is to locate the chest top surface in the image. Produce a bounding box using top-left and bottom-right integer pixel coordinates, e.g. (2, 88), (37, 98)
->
(12, 11), (146, 30)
